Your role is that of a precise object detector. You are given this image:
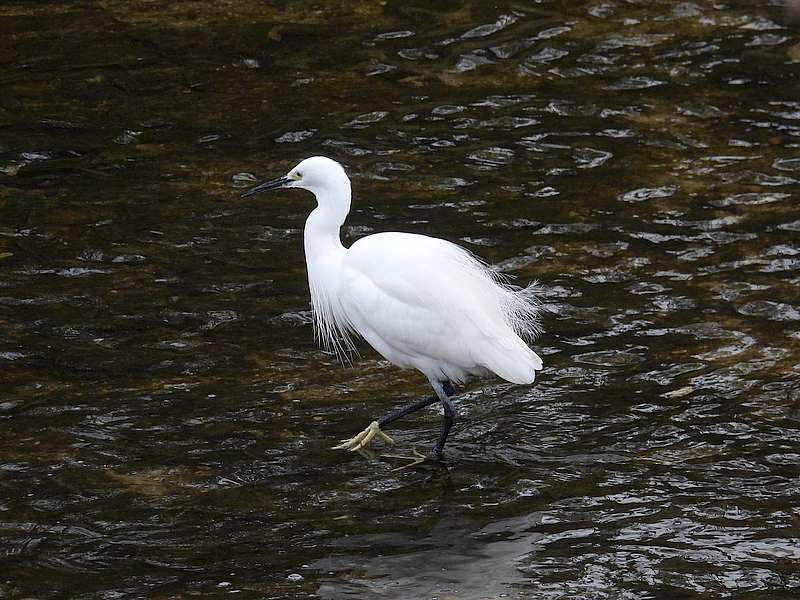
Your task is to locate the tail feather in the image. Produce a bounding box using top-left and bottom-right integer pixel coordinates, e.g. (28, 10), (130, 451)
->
(480, 334), (543, 385)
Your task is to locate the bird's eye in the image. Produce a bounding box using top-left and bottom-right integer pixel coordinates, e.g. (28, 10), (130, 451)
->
(296, 171), (303, 179)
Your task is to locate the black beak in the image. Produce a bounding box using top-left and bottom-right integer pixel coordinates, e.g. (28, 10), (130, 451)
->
(241, 175), (291, 197)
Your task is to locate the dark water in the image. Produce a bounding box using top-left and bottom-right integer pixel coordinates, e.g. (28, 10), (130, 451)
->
(2, 1), (800, 598)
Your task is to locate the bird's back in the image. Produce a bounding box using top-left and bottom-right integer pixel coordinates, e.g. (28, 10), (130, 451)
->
(338, 232), (542, 384)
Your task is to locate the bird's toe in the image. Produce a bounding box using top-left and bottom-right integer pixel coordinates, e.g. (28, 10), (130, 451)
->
(382, 449), (428, 471)
(331, 421), (392, 452)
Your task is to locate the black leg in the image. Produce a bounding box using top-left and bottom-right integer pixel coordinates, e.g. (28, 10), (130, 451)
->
(333, 382), (457, 455)
(378, 393), (440, 428)
(371, 380), (457, 467)
(376, 380), (456, 430)
(442, 380), (455, 397)
(429, 395), (455, 460)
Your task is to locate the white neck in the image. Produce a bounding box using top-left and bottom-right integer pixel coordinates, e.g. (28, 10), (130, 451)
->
(302, 181), (353, 353)
(303, 184), (350, 264)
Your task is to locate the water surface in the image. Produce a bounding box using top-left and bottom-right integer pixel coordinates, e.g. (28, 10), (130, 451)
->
(2, 1), (800, 598)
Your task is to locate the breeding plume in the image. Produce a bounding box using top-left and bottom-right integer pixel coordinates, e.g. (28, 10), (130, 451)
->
(243, 156), (542, 467)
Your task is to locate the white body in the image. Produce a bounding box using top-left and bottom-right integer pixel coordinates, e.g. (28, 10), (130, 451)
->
(289, 157), (542, 386)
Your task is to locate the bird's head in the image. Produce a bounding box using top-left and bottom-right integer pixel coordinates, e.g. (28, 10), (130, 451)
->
(242, 156), (349, 198)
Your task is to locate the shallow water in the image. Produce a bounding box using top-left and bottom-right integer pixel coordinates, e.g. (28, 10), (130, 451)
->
(2, 0), (800, 598)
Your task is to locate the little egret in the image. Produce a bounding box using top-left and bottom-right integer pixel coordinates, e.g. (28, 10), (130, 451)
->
(243, 156), (542, 466)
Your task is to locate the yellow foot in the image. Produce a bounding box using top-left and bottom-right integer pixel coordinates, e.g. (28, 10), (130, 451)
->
(382, 449), (428, 471)
(331, 420), (394, 452)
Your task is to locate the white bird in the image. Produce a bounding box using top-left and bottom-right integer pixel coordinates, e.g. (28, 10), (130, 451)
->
(243, 156), (542, 466)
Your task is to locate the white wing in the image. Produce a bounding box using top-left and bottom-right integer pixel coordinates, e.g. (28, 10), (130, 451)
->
(338, 232), (542, 384)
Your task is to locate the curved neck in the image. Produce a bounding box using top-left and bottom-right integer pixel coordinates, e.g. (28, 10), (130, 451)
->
(303, 184), (351, 264)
